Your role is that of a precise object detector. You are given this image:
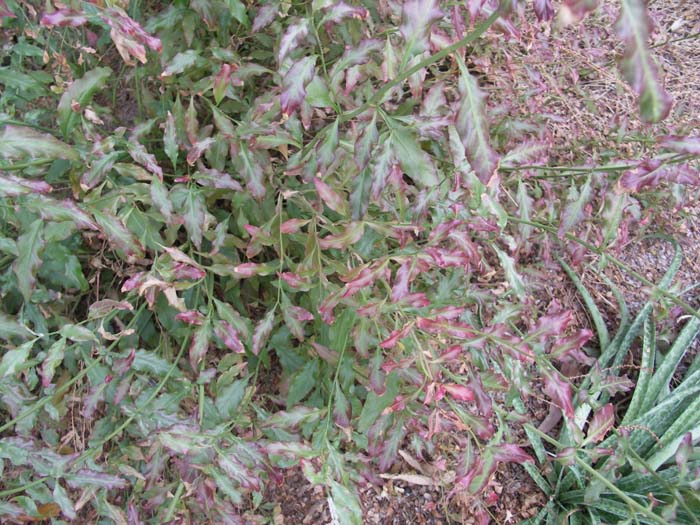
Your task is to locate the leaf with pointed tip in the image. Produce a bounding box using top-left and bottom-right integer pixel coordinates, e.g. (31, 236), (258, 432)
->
(493, 246), (525, 300)
(399, 0), (443, 57)
(40, 338), (67, 387)
(329, 481), (362, 525)
(189, 322), (211, 370)
(0, 341), (33, 377)
(314, 177), (347, 215)
(13, 219), (44, 301)
(150, 178), (174, 224)
(278, 20), (309, 64)
(252, 2), (278, 32)
(354, 113), (378, 171)
(160, 50), (200, 78)
(615, 0), (672, 123)
(0, 174), (52, 197)
(57, 68), (111, 136)
(179, 188), (207, 250)
(455, 56), (499, 182)
(350, 167), (372, 220)
(93, 210), (145, 259)
(544, 373), (574, 419)
(65, 469), (128, 490)
(534, 0), (554, 21)
(236, 144), (266, 199)
(252, 310), (275, 355)
(558, 176), (592, 239)
(0, 312), (30, 341)
(127, 142), (163, 181)
(587, 403), (614, 443)
(164, 111), (179, 168)
(658, 135), (700, 155)
(0, 126), (78, 161)
(213, 63), (233, 105)
(282, 56), (316, 116)
(390, 125), (438, 188)
(26, 195), (98, 230)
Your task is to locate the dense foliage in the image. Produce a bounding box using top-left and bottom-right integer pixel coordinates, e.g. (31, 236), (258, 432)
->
(0, 0), (698, 523)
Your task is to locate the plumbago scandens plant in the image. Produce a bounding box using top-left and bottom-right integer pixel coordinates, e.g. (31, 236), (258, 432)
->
(0, 0), (697, 522)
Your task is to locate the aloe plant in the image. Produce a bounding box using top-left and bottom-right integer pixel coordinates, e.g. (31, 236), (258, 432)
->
(523, 249), (700, 524)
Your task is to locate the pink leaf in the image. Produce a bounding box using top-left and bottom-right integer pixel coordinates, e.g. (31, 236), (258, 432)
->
(379, 324), (413, 349)
(560, 0), (599, 24)
(533, 0), (554, 21)
(318, 222), (364, 250)
(391, 260), (412, 302)
(400, 0), (444, 56)
(531, 310), (573, 342)
(41, 9), (87, 27)
(189, 323), (211, 370)
(175, 311), (206, 325)
(214, 321), (244, 353)
(659, 135), (700, 155)
(280, 219), (309, 234)
(544, 373), (575, 419)
(252, 311), (275, 355)
(314, 177), (347, 215)
(0, 0), (15, 17)
(443, 383), (475, 402)
(491, 443), (534, 464)
(278, 20), (309, 64)
(587, 403), (615, 443)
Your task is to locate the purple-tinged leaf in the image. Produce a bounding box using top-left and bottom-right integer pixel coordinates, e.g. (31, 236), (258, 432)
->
(314, 177), (348, 215)
(177, 188), (208, 250)
(400, 0), (444, 57)
(379, 324), (413, 349)
(160, 50), (200, 77)
(280, 218), (309, 234)
(194, 167), (244, 191)
(283, 304), (313, 341)
(88, 299), (133, 319)
(533, 0), (554, 21)
(0, 126), (78, 160)
(102, 7), (162, 65)
(214, 321), (245, 353)
(455, 56), (499, 182)
(65, 469), (128, 490)
(40, 9), (87, 27)
(0, 0), (15, 17)
(53, 482), (76, 520)
(391, 260), (412, 302)
(0, 174), (52, 197)
(231, 262), (275, 277)
(252, 311), (275, 355)
(615, 0), (672, 123)
(150, 178), (175, 225)
(491, 443), (534, 464)
(27, 196), (98, 230)
(128, 141), (163, 181)
(658, 135), (700, 155)
(281, 56), (316, 117)
(278, 271), (311, 289)
(189, 322), (211, 369)
(252, 2), (278, 32)
(318, 222), (365, 250)
(322, 2), (369, 25)
(236, 144), (266, 199)
(176, 310), (206, 325)
(213, 63), (233, 105)
(619, 159), (698, 191)
(13, 219), (44, 301)
(354, 112), (378, 171)
(443, 383), (475, 401)
(587, 403), (614, 443)
(531, 310), (573, 342)
(93, 211), (145, 260)
(544, 373), (574, 419)
(186, 137), (216, 166)
(278, 19), (309, 64)
(559, 0), (598, 24)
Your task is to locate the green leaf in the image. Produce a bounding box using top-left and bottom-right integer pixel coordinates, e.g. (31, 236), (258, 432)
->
(329, 481), (362, 525)
(493, 246), (526, 300)
(93, 210), (145, 260)
(163, 111), (178, 169)
(13, 219), (44, 301)
(0, 67), (49, 99)
(53, 482), (76, 520)
(40, 338), (66, 386)
(286, 359), (319, 407)
(390, 125), (439, 188)
(60, 324), (98, 343)
(0, 312), (30, 341)
(176, 187), (208, 250)
(57, 67), (111, 136)
(133, 349), (181, 377)
(350, 166), (372, 220)
(216, 377), (249, 419)
(226, 0), (249, 26)
(236, 144), (266, 199)
(0, 340), (33, 377)
(455, 55), (499, 182)
(558, 176), (592, 239)
(0, 126), (78, 161)
(358, 372), (399, 433)
(161, 50), (200, 78)
(616, 0), (672, 123)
